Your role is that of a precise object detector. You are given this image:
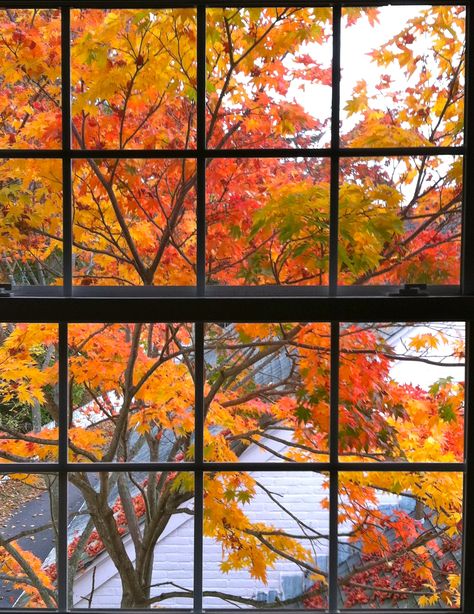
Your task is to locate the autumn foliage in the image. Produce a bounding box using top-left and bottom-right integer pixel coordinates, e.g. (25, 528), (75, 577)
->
(0, 4), (466, 611)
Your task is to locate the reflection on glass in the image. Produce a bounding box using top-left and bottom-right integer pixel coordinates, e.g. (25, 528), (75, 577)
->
(0, 473), (58, 608)
(206, 8), (333, 149)
(69, 472), (194, 608)
(339, 322), (465, 462)
(338, 472), (463, 609)
(341, 5), (465, 147)
(0, 323), (59, 462)
(0, 159), (63, 286)
(338, 156), (462, 286)
(206, 158), (330, 286)
(71, 9), (197, 150)
(68, 323), (195, 462)
(72, 159), (196, 286)
(203, 471), (329, 609)
(0, 9), (61, 149)
(204, 322), (330, 462)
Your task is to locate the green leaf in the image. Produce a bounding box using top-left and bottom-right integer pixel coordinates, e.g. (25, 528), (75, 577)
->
(295, 405), (312, 424)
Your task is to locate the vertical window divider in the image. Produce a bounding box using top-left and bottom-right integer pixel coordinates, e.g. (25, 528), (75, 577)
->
(58, 321), (69, 611)
(462, 321), (474, 609)
(61, 7), (72, 297)
(328, 320), (340, 611)
(329, 4), (341, 297)
(196, 3), (207, 297)
(462, 1), (474, 293)
(194, 320), (205, 612)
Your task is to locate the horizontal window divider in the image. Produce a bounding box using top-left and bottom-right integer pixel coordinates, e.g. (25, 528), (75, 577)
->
(0, 462), (465, 473)
(206, 146), (465, 158)
(0, 296), (473, 322)
(66, 607), (462, 614)
(0, 145), (464, 159)
(1, 610), (461, 614)
(339, 0), (464, 6)
(7, 284), (462, 298)
(0, 0), (464, 7)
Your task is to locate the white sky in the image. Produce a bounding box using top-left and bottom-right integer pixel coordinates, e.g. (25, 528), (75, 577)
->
(286, 6), (429, 139)
(390, 324), (465, 389)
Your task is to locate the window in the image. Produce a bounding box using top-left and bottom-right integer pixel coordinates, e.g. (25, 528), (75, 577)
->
(0, 2), (471, 613)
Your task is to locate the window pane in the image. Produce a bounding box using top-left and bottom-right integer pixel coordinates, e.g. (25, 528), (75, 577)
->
(203, 471), (329, 608)
(72, 159), (196, 287)
(338, 471), (463, 609)
(204, 323), (330, 462)
(0, 159), (62, 287)
(339, 156), (463, 285)
(68, 323), (195, 462)
(338, 156), (462, 287)
(69, 471), (194, 608)
(339, 322), (465, 462)
(71, 9), (197, 150)
(341, 5), (465, 148)
(206, 158), (330, 286)
(0, 473), (58, 608)
(206, 8), (332, 149)
(0, 9), (61, 149)
(0, 323), (59, 462)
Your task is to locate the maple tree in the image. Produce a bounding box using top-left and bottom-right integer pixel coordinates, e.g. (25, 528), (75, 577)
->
(0, 4), (466, 611)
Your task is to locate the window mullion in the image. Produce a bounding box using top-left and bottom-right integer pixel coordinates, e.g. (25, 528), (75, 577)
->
(329, 3), (341, 296)
(193, 322), (205, 612)
(462, 322), (474, 610)
(61, 7), (72, 297)
(329, 321), (340, 611)
(197, 4), (207, 297)
(58, 322), (69, 610)
(462, 2), (474, 294)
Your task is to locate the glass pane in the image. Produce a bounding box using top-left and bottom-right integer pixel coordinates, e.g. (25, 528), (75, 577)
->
(0, 473), (58, 608)
(341, 5), (465, 148)
(204, 323), (330, 462)
(68, 323), (195, 462)
(71, 9), (197, 150)
(203, 471), (329, 609)
(72, 159), (196, 286)
(206, 158), (330, 286)
(338, 471), (463, 609)
(206, 8), (332, 149)
(0, 159), (62, 286)
(69, 471), (194, 608)
(0, 9), (61, 149)
(338, 156), (462, 287)
(0, 323), (59, 462)
(339, 322), (465, 462)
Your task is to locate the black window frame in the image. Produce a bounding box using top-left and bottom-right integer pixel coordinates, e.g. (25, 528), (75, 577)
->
(0, 1), (472, 613)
